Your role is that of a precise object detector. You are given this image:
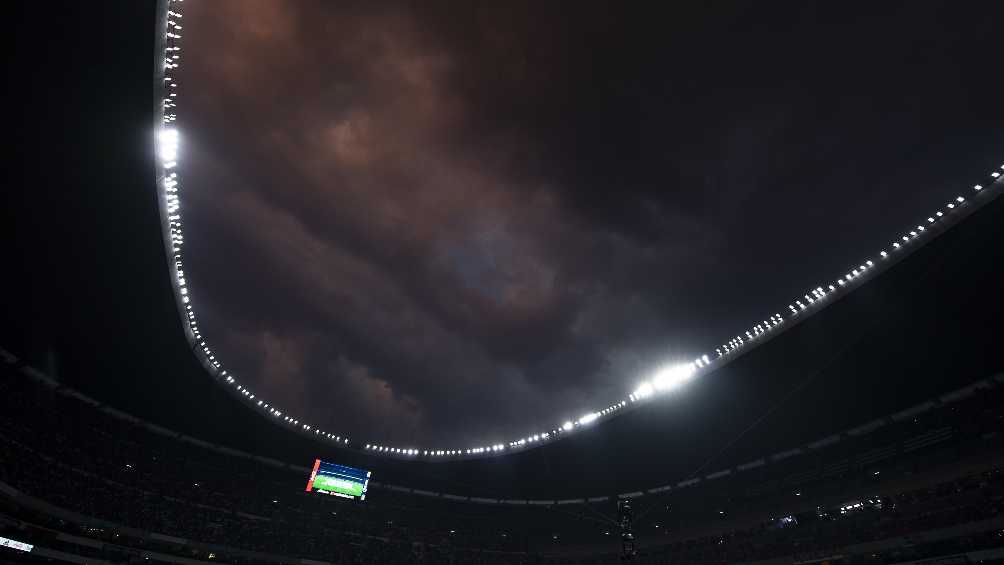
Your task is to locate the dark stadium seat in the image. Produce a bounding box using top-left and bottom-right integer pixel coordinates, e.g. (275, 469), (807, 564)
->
(2, 359), (1003, 564)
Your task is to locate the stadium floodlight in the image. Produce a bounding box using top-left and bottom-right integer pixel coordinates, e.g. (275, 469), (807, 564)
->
(562, 421), (574, 431)
(633, 382), (654, 399)
(158, 128), (179, 162)
(956, 196), (965, 202)
(652, 363), (696, 392)
(579, 412), (599, 425)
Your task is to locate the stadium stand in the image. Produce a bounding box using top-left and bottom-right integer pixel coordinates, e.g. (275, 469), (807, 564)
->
(2, 353), (1002, 564)
(5, 3), (1004, 564)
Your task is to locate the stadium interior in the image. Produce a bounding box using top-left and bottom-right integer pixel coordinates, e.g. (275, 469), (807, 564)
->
(6, 1), (1004, 564)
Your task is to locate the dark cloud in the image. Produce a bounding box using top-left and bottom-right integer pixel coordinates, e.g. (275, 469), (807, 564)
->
(176, 1), (1004, 445)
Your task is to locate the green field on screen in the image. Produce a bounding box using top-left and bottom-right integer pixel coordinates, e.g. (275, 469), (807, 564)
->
(313, 474), (365, 497)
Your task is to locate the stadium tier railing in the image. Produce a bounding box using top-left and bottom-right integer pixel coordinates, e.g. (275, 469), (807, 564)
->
(2, 348), (1004, 563)
(3, 345), (1002, 508)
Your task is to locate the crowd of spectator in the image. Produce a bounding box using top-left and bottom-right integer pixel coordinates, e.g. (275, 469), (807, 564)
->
(1, 365), (1003, 564)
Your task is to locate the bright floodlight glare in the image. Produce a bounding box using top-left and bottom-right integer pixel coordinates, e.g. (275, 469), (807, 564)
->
(158, 128), (179, 162)
(578, 412), (599, 425)
(652, 363), (696, 392)
(633, 381), (654, 399)
(562, 421), (574, 431)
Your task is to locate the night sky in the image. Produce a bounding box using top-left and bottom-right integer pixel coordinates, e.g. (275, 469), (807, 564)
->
(171, 1), (1004, 446)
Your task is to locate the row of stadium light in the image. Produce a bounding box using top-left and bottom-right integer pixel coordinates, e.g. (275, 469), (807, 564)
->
(156, 0), (1002, 460)
(358, 163), (1002, 459)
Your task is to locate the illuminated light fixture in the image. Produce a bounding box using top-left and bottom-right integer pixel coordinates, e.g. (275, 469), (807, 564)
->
(652, 363), (696, 391)
(562, 421), (574, 431)
(633, 382), (654, 399)
(158, 128), (179, 162)
(578, 412), (599, 425)
(956, 196), (965, 202)
(947, 203), (955, 209)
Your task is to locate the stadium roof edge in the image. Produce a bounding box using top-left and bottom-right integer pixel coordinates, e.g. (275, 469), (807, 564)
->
(149, 0), (1004, 462)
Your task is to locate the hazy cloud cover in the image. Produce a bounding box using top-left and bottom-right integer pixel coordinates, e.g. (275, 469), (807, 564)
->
(176, 1), (1003, 445)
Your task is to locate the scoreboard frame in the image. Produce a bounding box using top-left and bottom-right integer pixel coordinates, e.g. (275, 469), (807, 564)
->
(305, 459), (371, 501)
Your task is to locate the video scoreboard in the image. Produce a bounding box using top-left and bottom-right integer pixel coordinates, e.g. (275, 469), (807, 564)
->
(305, 459), (371, 501)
